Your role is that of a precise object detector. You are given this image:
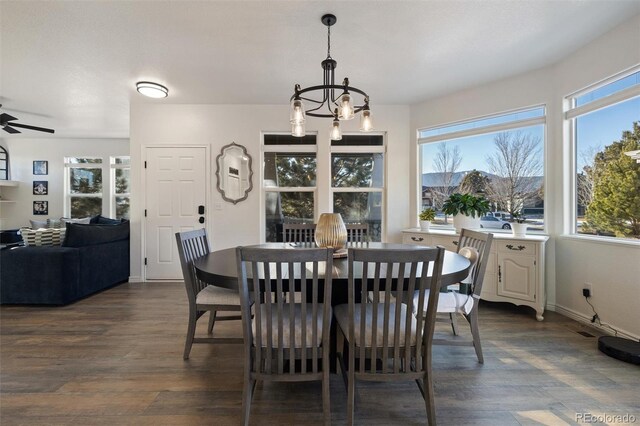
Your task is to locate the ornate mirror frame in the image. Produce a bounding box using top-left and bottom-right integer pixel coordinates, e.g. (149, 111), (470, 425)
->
(215, 142), (253, 204)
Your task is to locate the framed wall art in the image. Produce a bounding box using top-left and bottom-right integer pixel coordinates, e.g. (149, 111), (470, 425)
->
(33, 160), (48, 175)
(33, 181), (48, 195)
(33, 201), (48, 215)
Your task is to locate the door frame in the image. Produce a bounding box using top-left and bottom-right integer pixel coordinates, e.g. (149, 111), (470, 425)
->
(141, 144), (211, 281)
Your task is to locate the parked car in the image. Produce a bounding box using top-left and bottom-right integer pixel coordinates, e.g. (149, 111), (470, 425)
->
(480, 215), (512, 229)
(487, 211), (513, 221)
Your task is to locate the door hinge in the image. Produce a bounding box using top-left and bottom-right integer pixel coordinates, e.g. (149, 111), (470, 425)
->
(144, 258), (147, 266)
(144, 161), (147, 168)
(144, 209), (147, 217)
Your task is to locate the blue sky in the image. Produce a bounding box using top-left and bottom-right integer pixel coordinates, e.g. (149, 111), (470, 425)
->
(421, 97), (639, 174)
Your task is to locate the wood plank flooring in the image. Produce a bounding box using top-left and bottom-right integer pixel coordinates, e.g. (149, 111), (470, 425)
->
(1, 282), (638, 425)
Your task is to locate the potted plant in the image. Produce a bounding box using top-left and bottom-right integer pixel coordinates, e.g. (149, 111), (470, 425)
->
(442, 193), (490, 233)
(419, 208), (436, 231)
(510, 212), (528, 237)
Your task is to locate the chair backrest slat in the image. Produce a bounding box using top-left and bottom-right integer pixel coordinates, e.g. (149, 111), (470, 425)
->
(236, 247), (333, 377)
(347, 246), (445, 377)
(346, 223), (369, 243)
(457, 229), (494, 297)
(175, 229), (210, 307)
(283, 223), (316, 243)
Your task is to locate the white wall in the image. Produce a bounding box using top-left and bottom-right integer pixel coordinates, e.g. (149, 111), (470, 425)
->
(410, 15), (640, 338)
(130, 104), (410, 281)
(0, 138), (129, 230)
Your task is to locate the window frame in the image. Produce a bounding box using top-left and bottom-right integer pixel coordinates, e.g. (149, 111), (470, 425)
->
(416, 105), (547, 234)
(565, 65), (640, 244)
(110, 156), (131, 219)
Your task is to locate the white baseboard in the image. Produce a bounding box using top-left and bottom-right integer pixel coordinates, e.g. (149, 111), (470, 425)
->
(554, 304), (639, 341)
(128, 276), (143, 283)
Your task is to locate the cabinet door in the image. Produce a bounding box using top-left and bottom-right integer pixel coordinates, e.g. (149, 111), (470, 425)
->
(498, 254), (536, 302)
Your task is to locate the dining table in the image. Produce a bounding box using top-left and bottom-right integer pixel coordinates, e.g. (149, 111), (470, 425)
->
(194, 242), (471, 307)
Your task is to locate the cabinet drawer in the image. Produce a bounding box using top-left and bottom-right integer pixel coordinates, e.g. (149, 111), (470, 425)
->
(497, 241), (536, 255)
(403, 233), (429, 245)
(430, 235), (459, 251)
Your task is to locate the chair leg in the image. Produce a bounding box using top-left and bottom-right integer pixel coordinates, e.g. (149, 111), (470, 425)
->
(241, 377), (255, 426)
(423, 369), (436, 425)
(183, 309), (197, 360)
(322, 355), (331, 426)
(207, 310), (217, 334)
(347, 350), (356, 426)
(449, 312), (459, 336)
(468, 309), (484, 364)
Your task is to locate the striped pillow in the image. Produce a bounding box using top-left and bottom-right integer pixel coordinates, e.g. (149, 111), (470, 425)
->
(20, 228), (66, 246)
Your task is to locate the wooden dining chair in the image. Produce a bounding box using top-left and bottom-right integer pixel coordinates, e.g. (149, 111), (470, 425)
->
(412, 228), (493, 363)
(236, 246), (334, 426)
(346, 223), (369, 243)
(335, 246), (445, 425)
(282, 223), (316, 243)
(175, 229), (242, 360)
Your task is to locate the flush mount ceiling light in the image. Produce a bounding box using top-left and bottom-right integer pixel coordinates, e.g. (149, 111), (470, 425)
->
(289, 14), (372, 140)
(136, 81), (169, 98)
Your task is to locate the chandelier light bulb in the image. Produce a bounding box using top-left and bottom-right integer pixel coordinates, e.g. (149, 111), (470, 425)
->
(292, 121), (306, 137)
(360, 108), (373, 132)
(330, 117), (342, 140)
(290, 98), (305, 124)
(338, 93), (355, 120)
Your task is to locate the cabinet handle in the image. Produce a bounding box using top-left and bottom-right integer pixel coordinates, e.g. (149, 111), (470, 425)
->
(453, 241), (458, 246)
(506, 244), (526, 251)
(498, 265), (501, 282)
(411, 236), (424, 242)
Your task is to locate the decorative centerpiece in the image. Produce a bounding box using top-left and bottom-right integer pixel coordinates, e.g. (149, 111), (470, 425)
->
(315, 213), (347, 250)
(419, 208), (436, 231)
(442, 193), (490, 233)
(510, 212), (528, 237)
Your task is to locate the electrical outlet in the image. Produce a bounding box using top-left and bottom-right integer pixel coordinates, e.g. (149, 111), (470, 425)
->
(583, 282), (593, 297)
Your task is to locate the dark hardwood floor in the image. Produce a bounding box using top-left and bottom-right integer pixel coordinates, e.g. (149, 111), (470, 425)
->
(1, 282), (638, 425)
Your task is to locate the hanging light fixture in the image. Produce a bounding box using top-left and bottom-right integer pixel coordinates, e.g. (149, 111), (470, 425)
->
(289, 14), (372, 137)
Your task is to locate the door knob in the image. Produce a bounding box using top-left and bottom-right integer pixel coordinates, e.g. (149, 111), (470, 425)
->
(199, 217), (205, 224)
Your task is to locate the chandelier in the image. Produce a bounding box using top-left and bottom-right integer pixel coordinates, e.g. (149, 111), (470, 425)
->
(289, 14), (373, 140)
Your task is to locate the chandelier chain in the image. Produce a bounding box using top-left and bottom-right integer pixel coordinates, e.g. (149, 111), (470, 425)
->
(327, 24), (331, 59)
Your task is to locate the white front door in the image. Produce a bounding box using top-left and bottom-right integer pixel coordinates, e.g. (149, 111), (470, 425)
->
(145, 146), (207, 279)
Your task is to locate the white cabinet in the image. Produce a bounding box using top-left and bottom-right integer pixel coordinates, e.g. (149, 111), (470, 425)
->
(402, 228), (548, 321)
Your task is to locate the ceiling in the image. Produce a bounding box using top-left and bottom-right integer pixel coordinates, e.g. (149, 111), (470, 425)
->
(1, 1), (639, 138)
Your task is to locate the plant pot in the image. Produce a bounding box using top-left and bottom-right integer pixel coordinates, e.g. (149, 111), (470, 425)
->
(419, 220), (431, 231)
(453, 214), (480, 233)
(512, 222), (528, 237)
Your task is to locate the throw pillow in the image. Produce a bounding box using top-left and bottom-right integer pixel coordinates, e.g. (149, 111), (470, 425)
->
(61, 217), (91, 225)
(29, 219), (47, 229)
(20, 227), (66, 246)
(47, 218), (64, 229)
(92, 215), (122, 225)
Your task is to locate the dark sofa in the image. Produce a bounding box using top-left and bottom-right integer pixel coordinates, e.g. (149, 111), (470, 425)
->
(1, 217), (130, 305)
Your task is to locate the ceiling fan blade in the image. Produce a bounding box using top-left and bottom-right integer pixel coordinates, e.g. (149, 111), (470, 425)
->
(3, 126), (20, 134)
(0, 113), (18, 124)
(8, 122), (55, 134)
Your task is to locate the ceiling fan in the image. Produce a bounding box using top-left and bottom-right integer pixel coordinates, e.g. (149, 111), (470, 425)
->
(0, 105), (55, 134)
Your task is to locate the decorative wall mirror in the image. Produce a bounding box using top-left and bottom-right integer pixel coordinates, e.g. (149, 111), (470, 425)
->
(216, 142), (253, 204)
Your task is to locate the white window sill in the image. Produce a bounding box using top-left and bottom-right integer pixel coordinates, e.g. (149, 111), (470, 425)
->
(557, 234), (640, 248)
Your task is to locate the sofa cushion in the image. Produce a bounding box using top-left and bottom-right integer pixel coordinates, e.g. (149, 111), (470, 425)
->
(47, 218), (64, 229)
(29, 219), (47, 229)
(62, 221), (129, 247)
(61, 217), (91, 225)
(21, 227), (66, 246)
(93, 215), (123, 225)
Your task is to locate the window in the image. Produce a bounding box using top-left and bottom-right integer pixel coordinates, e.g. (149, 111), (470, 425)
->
(567, 68), (640, 240)
(331, 135), (385, 241)
(112, 156), (130, 219)
(65, 157), (103, 217)
(65, 156), (130, 219)
(262, 133), (386, 242)
(418, 106), (546, 232)
(263, 134), (317, 242)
